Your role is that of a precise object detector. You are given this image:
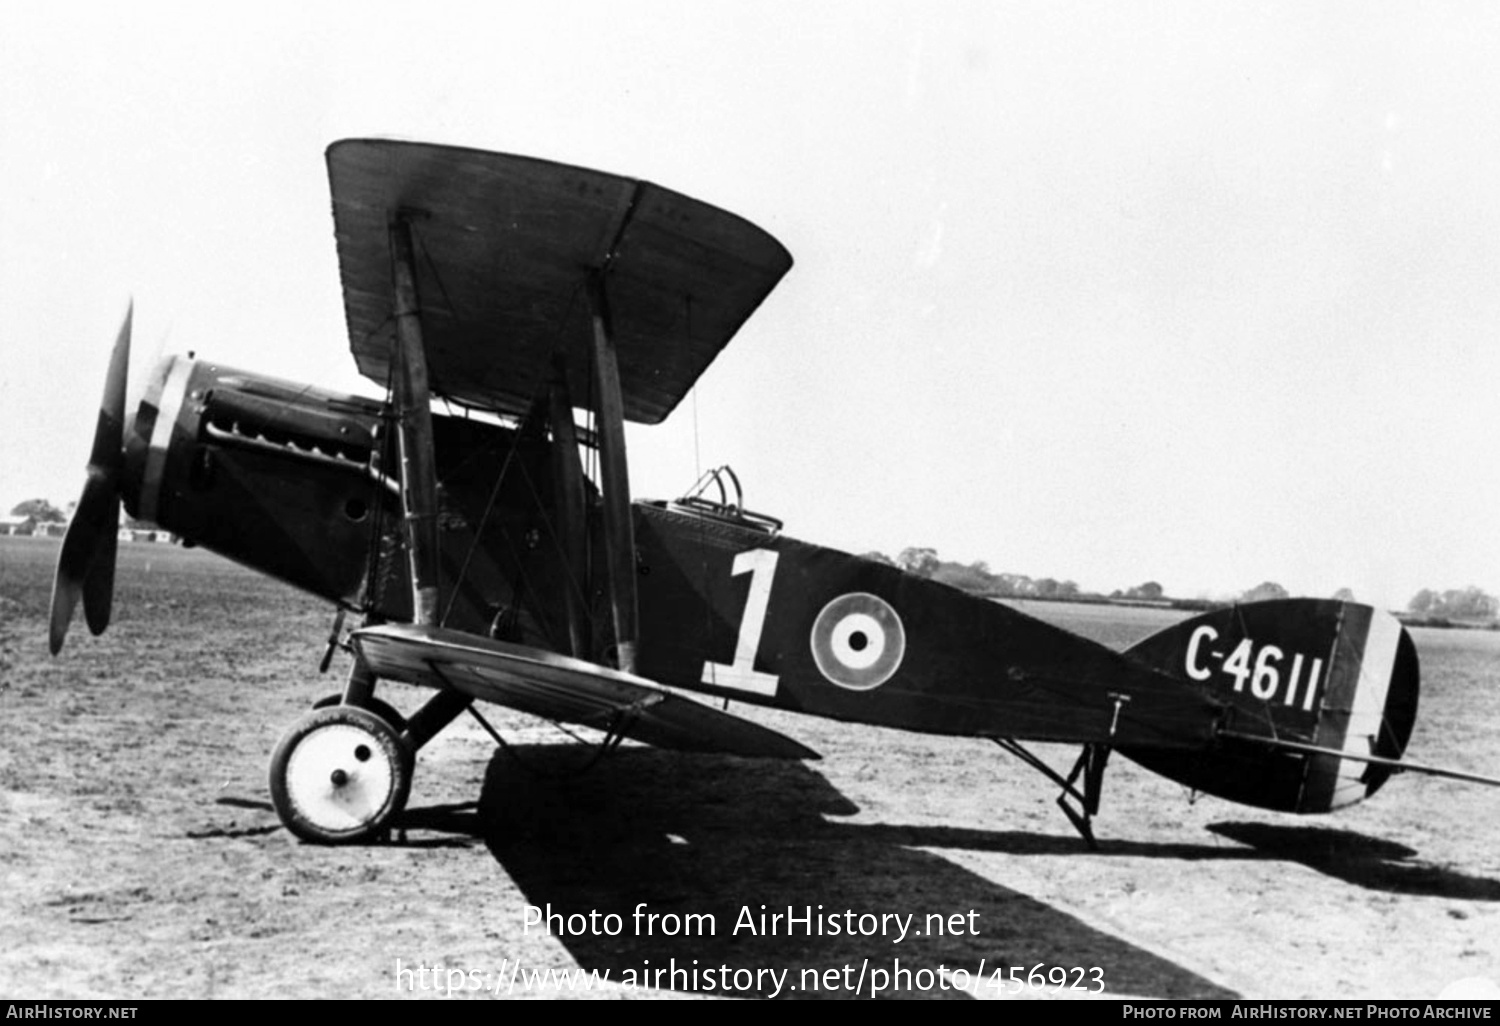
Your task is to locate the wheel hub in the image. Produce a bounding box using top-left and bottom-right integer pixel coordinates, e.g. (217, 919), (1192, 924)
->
(282, 722), (397, 833)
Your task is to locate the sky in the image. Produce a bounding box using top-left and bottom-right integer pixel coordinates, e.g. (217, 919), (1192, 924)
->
(4, 1), (1500, 610)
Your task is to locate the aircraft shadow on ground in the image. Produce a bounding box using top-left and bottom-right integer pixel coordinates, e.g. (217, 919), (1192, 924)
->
(411, 744), (1241, 1000)
(848, 821), (1499, 901)
(1205, 822), (1500, 901)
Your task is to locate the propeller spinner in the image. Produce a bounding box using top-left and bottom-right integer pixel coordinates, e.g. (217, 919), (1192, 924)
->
(48, 305), (132, 655)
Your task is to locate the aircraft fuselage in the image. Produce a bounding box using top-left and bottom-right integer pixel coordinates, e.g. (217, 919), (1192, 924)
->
(122, 356), (1217, 752)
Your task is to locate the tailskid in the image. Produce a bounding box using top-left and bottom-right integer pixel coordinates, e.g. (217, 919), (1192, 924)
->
(992, 739), (1111, 850)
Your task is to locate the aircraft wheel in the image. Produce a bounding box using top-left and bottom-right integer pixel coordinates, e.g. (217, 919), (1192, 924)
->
(312, 693), (407, 733)
(269, 705), (412, 844)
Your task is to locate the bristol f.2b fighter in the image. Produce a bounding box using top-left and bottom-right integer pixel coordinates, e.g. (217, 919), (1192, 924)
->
(47, 140), (1499, 846)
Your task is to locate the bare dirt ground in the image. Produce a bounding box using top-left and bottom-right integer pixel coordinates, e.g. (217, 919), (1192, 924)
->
(1, 536), (1496, 1000)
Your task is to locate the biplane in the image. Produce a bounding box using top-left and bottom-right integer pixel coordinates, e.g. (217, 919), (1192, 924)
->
(47, 139), (1500, 847)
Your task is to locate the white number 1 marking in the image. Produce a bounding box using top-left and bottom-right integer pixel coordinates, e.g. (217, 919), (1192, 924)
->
(700, 548), (780, 697)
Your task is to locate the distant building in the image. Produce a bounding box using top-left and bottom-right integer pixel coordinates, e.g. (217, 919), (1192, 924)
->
(0, 515), (36, 536)
(115, 527), (177, 544)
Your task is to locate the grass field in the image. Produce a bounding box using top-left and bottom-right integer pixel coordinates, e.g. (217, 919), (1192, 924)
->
(1, 535), (1496, 999)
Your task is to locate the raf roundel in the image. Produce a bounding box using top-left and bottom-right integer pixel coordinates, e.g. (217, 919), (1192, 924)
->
(810, 593), (907, 690)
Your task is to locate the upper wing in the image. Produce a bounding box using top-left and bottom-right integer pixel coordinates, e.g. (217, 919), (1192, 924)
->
(350, 623), (817, 760)
(327, 138), (794, 425)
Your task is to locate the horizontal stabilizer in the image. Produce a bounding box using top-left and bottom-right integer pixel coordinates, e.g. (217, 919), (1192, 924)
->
(1219, 730), (1500, 788)
(351, 624), (817, 761)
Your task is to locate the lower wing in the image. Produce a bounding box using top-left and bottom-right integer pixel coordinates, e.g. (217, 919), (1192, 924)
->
(350, 623), (818, 761)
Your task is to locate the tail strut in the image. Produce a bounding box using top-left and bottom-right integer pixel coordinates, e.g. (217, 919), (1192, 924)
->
(993, 739), (1112, 850)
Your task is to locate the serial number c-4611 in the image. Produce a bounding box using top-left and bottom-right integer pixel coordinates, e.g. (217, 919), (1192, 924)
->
(1184, 626), (1325, 711)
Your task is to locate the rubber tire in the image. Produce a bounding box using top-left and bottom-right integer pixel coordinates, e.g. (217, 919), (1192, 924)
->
(269, 705), (412, 844)
(312, 693), (407, 734)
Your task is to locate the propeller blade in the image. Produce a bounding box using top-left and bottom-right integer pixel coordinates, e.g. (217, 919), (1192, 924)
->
(91, 304), (132, 474)
(49, 304), (132, 655)
(49, 473), (121, 653)
(81, 491), (121, 636)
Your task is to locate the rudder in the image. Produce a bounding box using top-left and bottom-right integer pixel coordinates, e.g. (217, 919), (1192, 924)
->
(1120, 599), (1420, 813)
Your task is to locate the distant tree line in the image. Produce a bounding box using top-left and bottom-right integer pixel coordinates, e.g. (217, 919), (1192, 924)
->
(1111, 581), (1164, 601)
(9, 499), (65, 523)
(1407, 586), (1498, 620)
(861, 544), (1500, 620)
(8, 498), (144, 528)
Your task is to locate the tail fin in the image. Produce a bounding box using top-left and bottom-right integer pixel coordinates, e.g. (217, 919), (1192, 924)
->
(1120, 600), (1420, 813)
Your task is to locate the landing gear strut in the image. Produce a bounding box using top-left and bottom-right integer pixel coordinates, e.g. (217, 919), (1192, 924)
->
(992, 739), (1112, 850)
